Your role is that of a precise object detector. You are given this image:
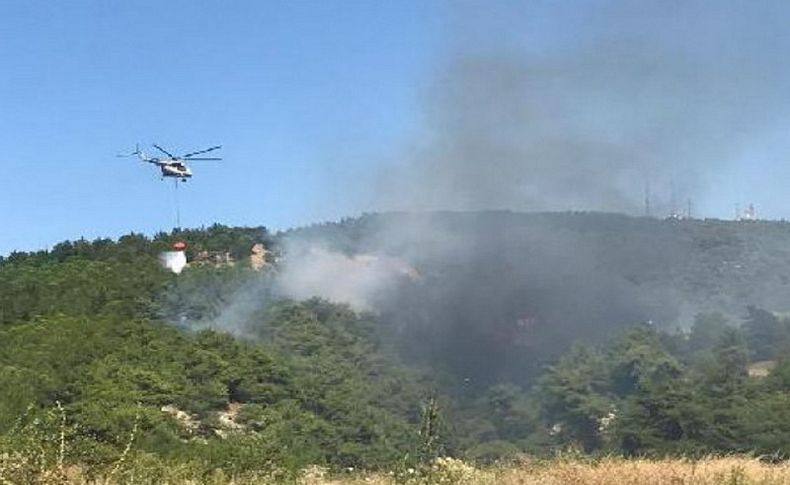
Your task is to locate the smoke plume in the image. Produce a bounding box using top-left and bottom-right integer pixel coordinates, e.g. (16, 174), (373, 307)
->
(372, 1), (790, 216)
(275, 240), (419, 312)
(169, 2), (790, 386)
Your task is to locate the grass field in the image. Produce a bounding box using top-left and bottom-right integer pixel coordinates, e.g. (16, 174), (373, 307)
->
(3, 455), (790, 484)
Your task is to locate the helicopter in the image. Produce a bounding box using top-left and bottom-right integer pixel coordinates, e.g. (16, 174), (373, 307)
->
(120, 143), (222, 182)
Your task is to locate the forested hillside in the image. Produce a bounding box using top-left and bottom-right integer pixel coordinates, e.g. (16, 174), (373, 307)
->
(3, 213), (790, 478)
(286, 211), (790, 384)
(0, 225), (429, 472)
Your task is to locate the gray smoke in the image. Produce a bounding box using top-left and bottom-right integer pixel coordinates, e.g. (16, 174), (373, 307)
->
(169, 2), (790, 385)
(372, 1), (790, 216)
(268, 0), (790, 379)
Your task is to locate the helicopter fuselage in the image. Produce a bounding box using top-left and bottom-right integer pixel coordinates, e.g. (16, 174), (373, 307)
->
(159, 162), (192, 178)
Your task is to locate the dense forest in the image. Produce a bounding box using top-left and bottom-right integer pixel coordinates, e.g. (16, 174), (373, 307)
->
(3, 213), (790, 477)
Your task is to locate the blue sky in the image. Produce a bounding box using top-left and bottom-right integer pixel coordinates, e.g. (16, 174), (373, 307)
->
(3, 1), (790, 254)
(0, 1), (444, 253)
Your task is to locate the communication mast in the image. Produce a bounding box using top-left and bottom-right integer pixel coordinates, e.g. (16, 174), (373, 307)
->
(736, 203), (757, 221)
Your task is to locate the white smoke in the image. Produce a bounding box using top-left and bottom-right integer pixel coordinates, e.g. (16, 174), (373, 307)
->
(275, 241), (418, 312)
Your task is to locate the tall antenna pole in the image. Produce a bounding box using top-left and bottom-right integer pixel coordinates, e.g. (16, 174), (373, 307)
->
(644, 179), (652, 217)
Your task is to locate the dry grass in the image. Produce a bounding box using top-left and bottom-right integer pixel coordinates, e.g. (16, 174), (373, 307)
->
(491, 456), (790, 485)
(4, 455), (790, 484)
(336, 456), (790, 485)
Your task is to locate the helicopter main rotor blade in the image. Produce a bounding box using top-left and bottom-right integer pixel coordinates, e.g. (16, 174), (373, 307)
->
(152, 144), (175, 158)
(182, 145), (222, 158)
(183, 157), (222, 161)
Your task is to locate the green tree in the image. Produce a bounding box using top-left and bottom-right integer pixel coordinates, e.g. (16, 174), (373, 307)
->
(742, 306), (788, 361)
(607, 326), (698, 454)
(537, 344), (612, 451)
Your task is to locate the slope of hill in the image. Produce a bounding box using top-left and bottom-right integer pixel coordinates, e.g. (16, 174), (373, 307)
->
(4, 213), (790, 472)
(283, 211), (790, 383)
(287, 211), (790, 320)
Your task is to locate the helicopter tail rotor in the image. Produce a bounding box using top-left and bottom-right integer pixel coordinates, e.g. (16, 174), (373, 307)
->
(117, 143), (142, 158)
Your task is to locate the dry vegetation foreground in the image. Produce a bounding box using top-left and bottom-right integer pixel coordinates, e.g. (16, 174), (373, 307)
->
(5, 455), (790, 484)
